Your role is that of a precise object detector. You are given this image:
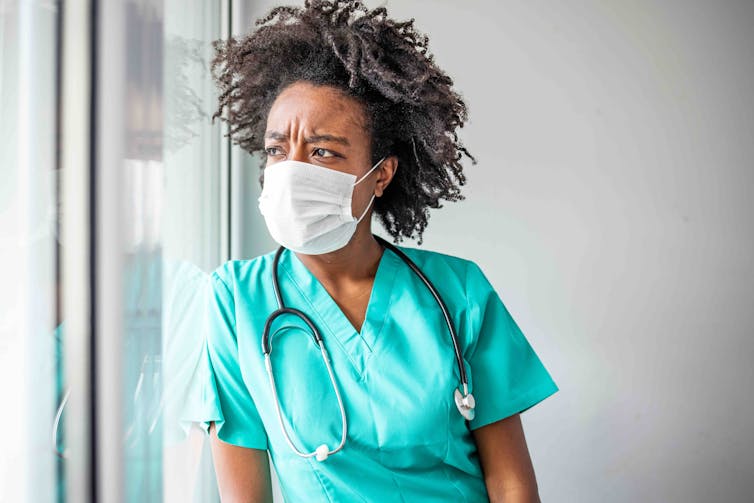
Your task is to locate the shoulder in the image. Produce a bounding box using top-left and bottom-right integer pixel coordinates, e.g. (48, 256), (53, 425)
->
(390, 242), (474, 270)
(209, 247), (280, 291)
(389, 242), (490, 299)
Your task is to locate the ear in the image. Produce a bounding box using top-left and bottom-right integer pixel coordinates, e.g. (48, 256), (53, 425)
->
(375, 155), (398, 197)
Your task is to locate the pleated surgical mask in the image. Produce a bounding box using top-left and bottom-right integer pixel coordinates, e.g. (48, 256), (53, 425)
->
(257, 156), (386, 255)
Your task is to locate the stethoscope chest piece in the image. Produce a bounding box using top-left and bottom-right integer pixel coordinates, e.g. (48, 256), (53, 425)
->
(454, 388), (476, 421)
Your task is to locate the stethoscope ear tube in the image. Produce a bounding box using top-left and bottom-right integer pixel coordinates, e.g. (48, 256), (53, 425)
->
(263, 340), (348, 462)
(372, 236), (471, 388)
(262, 246), (347, 461)
(372, 235), (476, 425)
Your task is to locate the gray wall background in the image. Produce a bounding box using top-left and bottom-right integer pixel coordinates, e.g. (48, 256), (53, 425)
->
(235, 1), (754, 501)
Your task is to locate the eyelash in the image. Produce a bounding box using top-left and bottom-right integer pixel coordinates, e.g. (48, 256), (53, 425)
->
(264, 147), (337, 158)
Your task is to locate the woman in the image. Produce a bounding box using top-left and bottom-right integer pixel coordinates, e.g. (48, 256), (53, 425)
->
(198, 1), (559, 501)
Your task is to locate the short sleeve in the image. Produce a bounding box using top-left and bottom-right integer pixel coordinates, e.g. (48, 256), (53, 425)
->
(187, 266), (268, 450)
(464, 261), (559, 430)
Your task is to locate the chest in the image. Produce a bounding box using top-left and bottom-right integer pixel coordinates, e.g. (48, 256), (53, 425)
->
(257, 314), (463, 469)
(233, 252), (474, 469)
(323, 279), (374, 334)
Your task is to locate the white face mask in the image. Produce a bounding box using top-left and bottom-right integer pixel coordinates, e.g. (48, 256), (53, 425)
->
(257, 156), (386, 255)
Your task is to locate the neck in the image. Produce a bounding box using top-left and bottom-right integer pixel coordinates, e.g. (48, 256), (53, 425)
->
(294, 226), (384, 283)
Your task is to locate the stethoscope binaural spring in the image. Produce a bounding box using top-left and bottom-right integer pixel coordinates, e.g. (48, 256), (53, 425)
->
(261, 233), (476, 462)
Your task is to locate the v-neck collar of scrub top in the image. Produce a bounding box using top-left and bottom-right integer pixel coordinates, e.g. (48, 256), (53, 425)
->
(277, 244), (402, 377)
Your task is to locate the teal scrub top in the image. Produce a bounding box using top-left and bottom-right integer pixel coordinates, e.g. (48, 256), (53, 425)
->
(189, 244), (559, 502)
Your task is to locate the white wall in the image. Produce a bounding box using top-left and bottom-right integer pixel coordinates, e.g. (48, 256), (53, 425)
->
(237, 1), (754, 501)
(385, 1), (754, 502)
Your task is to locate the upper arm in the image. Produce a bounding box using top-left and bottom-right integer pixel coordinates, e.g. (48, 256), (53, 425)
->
(209, 421), (273, 503)
(462, 260), (557, 500)
(203, 268), (269, 448)
(202, 268), (272, 501)
(471, 414), (540, 502)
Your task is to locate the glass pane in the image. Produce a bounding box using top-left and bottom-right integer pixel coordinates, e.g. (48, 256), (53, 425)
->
(1, 1), (228, 500)
(161, 0), (223, 501)
(119, 0), (224, 501)
(0, 1), (60, 501)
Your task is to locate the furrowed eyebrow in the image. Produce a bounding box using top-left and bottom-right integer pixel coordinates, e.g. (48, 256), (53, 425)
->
(306, 134), (350, 146)
(264, 131), (351, 147)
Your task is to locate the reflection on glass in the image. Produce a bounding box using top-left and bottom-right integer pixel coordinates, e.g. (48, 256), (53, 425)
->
(113, 0), (226, 500)
(0, 1), (60, 502)
(1, 1), (227, 500)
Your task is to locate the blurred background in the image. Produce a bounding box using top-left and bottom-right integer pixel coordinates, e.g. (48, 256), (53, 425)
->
(1, 0), (752, 502)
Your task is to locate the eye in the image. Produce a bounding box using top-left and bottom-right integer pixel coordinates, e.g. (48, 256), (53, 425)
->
(313, 147), (336, 158)
(264, 146), (282, 157)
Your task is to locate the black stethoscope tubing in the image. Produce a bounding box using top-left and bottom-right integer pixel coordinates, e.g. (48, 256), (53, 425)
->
(261, 234), (468, 389)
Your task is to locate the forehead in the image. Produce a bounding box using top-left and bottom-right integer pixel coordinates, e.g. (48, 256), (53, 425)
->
(266, 81), (368, 135)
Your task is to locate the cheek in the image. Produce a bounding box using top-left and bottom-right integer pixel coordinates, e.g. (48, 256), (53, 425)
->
(352, 185), (378, 219)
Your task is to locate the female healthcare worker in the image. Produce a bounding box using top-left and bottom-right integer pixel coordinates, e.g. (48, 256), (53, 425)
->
(192, 1), (559, 501)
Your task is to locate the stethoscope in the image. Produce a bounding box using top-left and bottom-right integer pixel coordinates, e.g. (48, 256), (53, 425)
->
(261, 234), (476, 462)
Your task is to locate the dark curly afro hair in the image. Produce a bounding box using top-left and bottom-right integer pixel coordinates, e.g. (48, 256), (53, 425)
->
(210, 0), (477, 245)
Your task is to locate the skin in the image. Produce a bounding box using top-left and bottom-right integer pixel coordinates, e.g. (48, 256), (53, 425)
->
(209, 80), (541, 502)
(209, 421), (273, 503)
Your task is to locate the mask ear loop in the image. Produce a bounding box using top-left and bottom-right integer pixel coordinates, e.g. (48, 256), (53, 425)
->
(353, 156), (386, 186)
(352, 156), (386, 223)
(355, 194), (376, 223)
